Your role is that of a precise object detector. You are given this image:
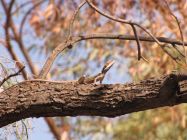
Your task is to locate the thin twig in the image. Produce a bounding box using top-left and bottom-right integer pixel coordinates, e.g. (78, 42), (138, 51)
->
(38, 1), (86, 79)
(39, 0), (187, 79)
(76, 34), (187, 46)
(1, 0), (28, 79)
(7, 2), (39, 76)
(67, 0), (86, 40)
(85, 0), (162, 46)
(172, 43), (185, 57)
(11, 0), (33, 15)
(21, 120), (29, 140)
(1, 1), (63, 139)
(0, 66), (25, 87)
(38, 33), (187, 79)
(163, 0), (186, 62)
(19, 0), (47, 38)
(131, 24), (141, 60)
(161, 44), (186, 67)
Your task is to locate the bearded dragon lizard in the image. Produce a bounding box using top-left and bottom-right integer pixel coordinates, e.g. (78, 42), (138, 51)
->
(77, 60), (115, 84)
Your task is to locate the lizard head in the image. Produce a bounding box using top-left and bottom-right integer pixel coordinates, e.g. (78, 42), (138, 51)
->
(101, 60), (115, 73)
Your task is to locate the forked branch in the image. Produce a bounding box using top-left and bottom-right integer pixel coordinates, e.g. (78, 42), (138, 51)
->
(38, 0), (187, 79)
(0, 66), (25, 87)
(38, 33), (187, 79)
(163, 0), (186, 63)
(85, 0), (162, 46)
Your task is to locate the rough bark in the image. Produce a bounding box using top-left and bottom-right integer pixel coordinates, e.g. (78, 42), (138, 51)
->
(0, 73), (187, 127)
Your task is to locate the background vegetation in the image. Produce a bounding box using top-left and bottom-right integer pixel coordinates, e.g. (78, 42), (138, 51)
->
(0, 0), (187, 139)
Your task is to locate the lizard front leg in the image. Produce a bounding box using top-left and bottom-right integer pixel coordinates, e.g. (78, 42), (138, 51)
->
(94, 74), (104, 85)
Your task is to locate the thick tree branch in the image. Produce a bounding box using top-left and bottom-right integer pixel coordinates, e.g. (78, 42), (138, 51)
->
(1, 73), (187, 127)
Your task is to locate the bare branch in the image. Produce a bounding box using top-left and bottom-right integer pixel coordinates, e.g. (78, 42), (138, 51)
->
(45, 118), (61, 140)
(1, 0), (28, 80)
(38, 0), (187, 80)
(85, 0), (187, 63)
(163, 0), (186, 63)
(19, 0), (47, 38)
(8, 5), (39, 76)
(76, 34), (187, 46)
(85, 0), (162, 46)
(11, 0), (33, 15)
(39, 33), (187, 79)
(38, 1), (86, 79)
(0, 66), (25, 87)
(1, 1), (61, 138)
(67, 0), (86, 40)
(131, 24), (141, 60)
(173, 43), (185, 57)
(38, 41), (74, 79)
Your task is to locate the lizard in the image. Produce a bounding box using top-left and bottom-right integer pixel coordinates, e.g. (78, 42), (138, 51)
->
(77, 60), (115, 84)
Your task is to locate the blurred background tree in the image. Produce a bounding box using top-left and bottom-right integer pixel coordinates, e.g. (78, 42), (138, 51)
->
(0, 0), (187, 139)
